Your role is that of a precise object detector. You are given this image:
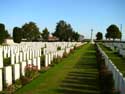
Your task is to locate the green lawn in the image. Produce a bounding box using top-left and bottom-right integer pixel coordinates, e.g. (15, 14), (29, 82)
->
(99, 43), (125, 76)
(15, 43), (100, 94)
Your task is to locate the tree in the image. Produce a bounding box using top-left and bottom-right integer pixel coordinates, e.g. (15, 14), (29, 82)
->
(106, 24), (121, 40)
(22, 22), (40, 41)
(105, 33), (110, 40)
(42, 28), (49, 41)
(0, 23), (10, 44)
(72, 31), (80, 41)
(53, 20), (67, 41)
(96, 32), (103, 40)
(13, 27), (22, 43)
(53, 20), (80, 41)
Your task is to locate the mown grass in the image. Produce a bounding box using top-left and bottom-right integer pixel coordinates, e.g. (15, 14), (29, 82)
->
(15, 43), (100, 94)
(99, 43), (125, 76)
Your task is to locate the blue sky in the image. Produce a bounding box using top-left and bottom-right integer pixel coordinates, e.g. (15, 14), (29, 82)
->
(0, 0), (125, 39)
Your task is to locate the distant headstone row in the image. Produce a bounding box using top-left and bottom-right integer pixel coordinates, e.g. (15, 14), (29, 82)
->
(103, 42), (125, 57)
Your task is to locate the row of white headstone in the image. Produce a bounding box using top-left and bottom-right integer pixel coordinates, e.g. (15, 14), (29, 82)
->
(103, 42), (125, 57)
(0, 42), (79, 67)
(0, 57), (41, 91)
(0, 42), (84, 91)
(97, 44), (125, 94)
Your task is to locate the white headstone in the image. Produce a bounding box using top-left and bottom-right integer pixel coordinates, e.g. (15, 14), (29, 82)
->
(7, 48), (11, 57)
(43, 48), (46, 55)
(0, 47), (3, 68)
(4, 50), (7, 58)
(37, 57), (41, 70)
(23, 52), (26, 61)
(21, 61), (26, 76)
(33, 58), (37, 66)
(48, 54), (51, 65)
(45, 54), (48, 67)
(13, 63), (20, 80)
(11, 54), (15, 65)
(28, 60), (32, 65)
(4, 66), (12, 86)
(26, 51), (29, 60)
(39, 49), (41, 56)
(16, 53), (19, 63)
(19, 52), (23, 62)
(0, 69), (3, 91)
(51, 53), (54, 61)
(29, 50), (32, 59)
(32, 50), (35, 58)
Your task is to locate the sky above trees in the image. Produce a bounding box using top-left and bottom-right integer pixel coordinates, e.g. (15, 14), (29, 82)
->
(0, 0), (125, 39)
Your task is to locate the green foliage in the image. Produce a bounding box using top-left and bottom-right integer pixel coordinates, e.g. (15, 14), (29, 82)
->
(72, 31), (80, 41)
(63, 51), (68, 58)
(20, 76), (30, 86)
(4, 57), (11, 66)
(22, 22), (40, 41)
(40, 55), (45, 67)
(13, 27), (22, 43)
(53, 20), (80, 41)
(25, 64), (39, 80)
(105, 24), (122, 40)
(51, 56), (62, 66)
(42, 28), (49, 41)
(70, 48), (74, 53)
(14, 79), (22, 90)
(0, 23), (10, 44)
(57, 46), (61, 51)
(96, 32), (103, 40)
(3, 84), (15, 94)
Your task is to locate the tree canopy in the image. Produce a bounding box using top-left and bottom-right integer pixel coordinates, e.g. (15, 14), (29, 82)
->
(0, 23), (10, 44)
(96, 32), (103, 40)
(21, 22), (40, 41)
(0, 21), (82, 43)
(42, 28), (49, 41)
(105, 24), (122, 40)
(53, 20), (80, 41)
(13, 27), (22, 43)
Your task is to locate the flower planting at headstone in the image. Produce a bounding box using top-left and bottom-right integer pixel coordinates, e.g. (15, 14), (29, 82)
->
(25, 64), (39, 80)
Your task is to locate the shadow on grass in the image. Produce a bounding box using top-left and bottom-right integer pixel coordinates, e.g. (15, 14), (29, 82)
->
(55, 48), (101, 94)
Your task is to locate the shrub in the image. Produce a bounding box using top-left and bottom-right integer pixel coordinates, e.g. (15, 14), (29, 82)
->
(14, 79), (22, 90)
(41, 48), (44, 54)
(74, 45), (77, 50)
(20, 76), (30, 85)
(3, 84), (15, 94)
(25, 64), (39, 80)
(57, 46), (61, 51)
(63, 51), (68, 58)
(50, 57), (60, 67)
(70, 49), (74, 53)
(40, 55), (45, 67)
(4, 57), (11, 66)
